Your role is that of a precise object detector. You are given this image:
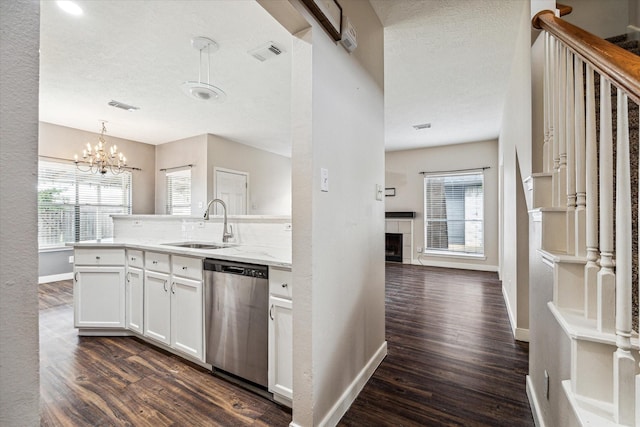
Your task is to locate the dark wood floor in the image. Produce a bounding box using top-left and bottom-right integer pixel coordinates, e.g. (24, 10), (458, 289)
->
(39, 264), (532, 426)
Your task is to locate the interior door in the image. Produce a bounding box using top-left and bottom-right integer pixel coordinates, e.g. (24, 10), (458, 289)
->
(214, 168), (248, 215)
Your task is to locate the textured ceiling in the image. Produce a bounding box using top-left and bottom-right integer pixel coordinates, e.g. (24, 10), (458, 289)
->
(39, 1), (293, 156)
(370, 0), (525, 151)
(41, 1), (525, 156)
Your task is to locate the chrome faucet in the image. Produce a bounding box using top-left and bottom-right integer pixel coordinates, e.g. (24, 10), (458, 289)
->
(203, 198), (233, 243)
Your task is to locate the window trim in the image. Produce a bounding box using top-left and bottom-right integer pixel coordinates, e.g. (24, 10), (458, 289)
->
(423, 169), (485, 258)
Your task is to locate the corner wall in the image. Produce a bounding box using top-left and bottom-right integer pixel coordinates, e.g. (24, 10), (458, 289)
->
(499, 0), (532, 340)
(284, 0), (386, 424)
(0, 1), (40, 424)
(385, 140), (500, 271)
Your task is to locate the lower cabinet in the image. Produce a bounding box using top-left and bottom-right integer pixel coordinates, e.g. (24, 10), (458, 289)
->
(74, 266), (126, 328)
(171, 276), (203, 360)
(268, 295), (293, 401)
(268, 266), (293, 403)
(144, 270), (171, 345)
(125, 266), (144, 334)
(143, 263), (204, 361)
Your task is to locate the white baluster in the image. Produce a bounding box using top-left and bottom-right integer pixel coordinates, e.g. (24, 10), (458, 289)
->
(557, 43), (567, 212)
(565, 48), (576, 255)
(574, 56), (586, 258)
(584, 64), (599, 319)
(543, 32), (551, 173)
(597, 77), (615, 333)
(613, 89), (635, 425)
(552, 37), (560, 207)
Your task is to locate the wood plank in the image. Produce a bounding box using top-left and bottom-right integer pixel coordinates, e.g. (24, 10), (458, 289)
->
(39, 264), (532, 426)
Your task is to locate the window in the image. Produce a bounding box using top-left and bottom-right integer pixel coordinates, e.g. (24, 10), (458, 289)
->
(423, 171), (484, 256)
(166, 169), (191, 215)
(38, 160), (132, 249)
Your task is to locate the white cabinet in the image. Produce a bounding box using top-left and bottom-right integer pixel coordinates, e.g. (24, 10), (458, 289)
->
(144, 270), (171, 345)
(126, 266), (144, 334)
(268, 267), (293, 403)
(74, 248), (126, 329)
(171, 276), (203, 360)
(143, 252), (204, 361)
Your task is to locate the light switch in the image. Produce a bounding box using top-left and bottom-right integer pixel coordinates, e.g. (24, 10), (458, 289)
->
(376, 184), (383, 201)
(320, 168), (329, 192)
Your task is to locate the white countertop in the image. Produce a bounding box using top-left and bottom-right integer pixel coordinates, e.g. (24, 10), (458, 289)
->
(70, 239), (291, 268)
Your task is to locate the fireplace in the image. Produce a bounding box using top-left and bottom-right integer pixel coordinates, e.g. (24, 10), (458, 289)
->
(385, 233), (403, 262)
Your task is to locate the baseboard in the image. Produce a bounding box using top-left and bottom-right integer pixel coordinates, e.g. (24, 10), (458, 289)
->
(317, 340), (388, 427)
(527, 375), (547, 427)
(502, 284), (517, 337)
(410, 259), (499, 272)
(38, 272), (73, 284)
(515, 328), (530, 342)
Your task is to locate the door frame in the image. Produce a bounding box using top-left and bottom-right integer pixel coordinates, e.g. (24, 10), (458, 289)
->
(213, 166), (249, 215)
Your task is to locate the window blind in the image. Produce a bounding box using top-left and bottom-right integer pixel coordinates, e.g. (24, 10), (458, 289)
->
(38, 160), (132, 249)
(423, 171), (484, 255)
(166, 169), (191, 215)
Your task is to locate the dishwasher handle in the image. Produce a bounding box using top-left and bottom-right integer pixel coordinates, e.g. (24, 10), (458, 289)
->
(203, 258), (268, 279)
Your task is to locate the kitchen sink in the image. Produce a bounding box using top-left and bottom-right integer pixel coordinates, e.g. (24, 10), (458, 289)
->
(161, 242), (231, 250)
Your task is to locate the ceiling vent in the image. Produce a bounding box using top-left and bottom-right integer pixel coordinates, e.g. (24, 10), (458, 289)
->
(413, 123), (431, 130)
(108, 100), (140, 112)
(249, 42), (285, 62)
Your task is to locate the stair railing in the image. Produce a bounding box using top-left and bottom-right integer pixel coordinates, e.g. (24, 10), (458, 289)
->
(533, 9), (640, 426)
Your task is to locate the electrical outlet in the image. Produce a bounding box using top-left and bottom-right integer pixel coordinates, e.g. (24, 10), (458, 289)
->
(320, 168), (329, 192)
(68, 255), (74, 264)
(417, 247), (423, 253)
(544, 370), (550, 399)
(197, 221), (205, 228)
(133, 220), (143, 227)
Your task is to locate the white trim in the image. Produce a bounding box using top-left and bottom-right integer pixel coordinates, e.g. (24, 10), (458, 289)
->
(422, 250), (486, 260)
(38, 272), (73, 284)
(39, 246), (73, 253)
(411, 258), (498, 272)
(317, 341), (387, 427)
(502, 284), (517, 336)
(527, 375), (547, 427)
(515, 328), (530, 342)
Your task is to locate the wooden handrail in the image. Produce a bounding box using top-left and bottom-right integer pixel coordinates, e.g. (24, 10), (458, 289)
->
(556, 3), (573, 17)
(533, 10), (640, 105)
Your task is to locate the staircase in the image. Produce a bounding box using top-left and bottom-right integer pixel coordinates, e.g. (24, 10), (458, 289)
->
(528, 10), (640, 427)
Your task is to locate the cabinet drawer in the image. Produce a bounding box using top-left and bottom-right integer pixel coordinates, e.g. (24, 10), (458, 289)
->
(269, 267), (292, 299)
(172, 255), (203, 281)
(127, 249), (144, 268)
(145, 252), (170, 273)
(75, 248), (125, 266)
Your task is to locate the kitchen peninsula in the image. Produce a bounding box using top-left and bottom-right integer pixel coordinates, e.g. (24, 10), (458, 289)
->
(71, 214), (293, 406)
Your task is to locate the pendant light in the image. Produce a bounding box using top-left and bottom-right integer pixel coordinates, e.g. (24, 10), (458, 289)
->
(181, 37), (226, 103)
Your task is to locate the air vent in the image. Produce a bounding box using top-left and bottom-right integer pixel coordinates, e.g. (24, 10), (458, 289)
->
(108, 100), (140, 112)
(248, 42), (286, 62)
(413, 123), (431, 130)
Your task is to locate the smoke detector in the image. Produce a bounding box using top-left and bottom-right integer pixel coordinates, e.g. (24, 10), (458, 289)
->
(181, 36), (226, 103)
(248, 42), (286, 62)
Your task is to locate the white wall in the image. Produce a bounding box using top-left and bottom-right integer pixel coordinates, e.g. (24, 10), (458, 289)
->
(207, 134), (291, 215)
(39, 122), (156, 214)
(155, 134), (208, 215)
(278, 0), (386, 424)
(0, 1), (40, 425)
(385, 140), (499, 271)
(499, 0), (532, 340)
(561, 0), (630, 38)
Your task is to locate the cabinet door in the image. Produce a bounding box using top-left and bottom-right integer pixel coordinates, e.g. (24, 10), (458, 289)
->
(170, 276), (204, 360)
(268, 295), (293, 401)
(74, 266), (125, 328)
(126, 266), (144, 334)
(144, 270), (171, 345)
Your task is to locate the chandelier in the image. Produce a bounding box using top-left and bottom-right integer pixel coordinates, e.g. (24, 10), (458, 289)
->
(74, 122), (127, 175)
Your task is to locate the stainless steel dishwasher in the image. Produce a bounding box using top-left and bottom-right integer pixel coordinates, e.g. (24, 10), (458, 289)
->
(204, 259), (269, 388)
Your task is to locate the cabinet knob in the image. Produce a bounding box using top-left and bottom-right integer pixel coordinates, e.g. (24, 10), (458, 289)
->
(95, 256), (101, 260)
(282, 283), (288, 288)
(182, 266), (187, 270)
(131, 257), (136, 261)
(153, 260), (158, 264)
